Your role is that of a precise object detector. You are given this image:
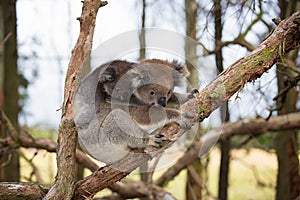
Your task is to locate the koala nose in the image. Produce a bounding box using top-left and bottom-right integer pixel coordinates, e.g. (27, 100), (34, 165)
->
(158, 97), (167, 107)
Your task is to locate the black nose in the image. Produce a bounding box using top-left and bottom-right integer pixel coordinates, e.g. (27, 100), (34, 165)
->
(158, 97), (167, 107)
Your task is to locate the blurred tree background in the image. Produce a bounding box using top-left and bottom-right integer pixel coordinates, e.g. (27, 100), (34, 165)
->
(0, 0), (299, 199)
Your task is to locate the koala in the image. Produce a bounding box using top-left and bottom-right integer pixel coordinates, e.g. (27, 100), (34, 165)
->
(73, 59), (197, 164)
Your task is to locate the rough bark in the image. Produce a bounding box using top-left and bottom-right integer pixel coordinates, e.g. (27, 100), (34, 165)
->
(72, 11), (300, 199)
(44, 1), (107, 199)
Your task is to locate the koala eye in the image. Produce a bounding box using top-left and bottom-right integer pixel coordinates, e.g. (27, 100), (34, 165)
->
(149, 90), (155, 96)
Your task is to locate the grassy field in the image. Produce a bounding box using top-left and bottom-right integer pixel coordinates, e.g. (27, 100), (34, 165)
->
(20, 147), (277, 199)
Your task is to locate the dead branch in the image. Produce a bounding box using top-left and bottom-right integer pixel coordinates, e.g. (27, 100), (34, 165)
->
(0, 110), (19, 144)
(106, 182), (177, 200)
(155, 112), (300, 187)
(19, 150), (45, 184)
(0, 182), (48, 200)
(0, 32), (12, 46)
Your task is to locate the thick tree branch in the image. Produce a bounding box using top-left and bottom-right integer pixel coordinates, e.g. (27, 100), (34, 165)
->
(73, 11), (300, 199)
(0, 182), (48, 200)
(101, 182), (177, 200)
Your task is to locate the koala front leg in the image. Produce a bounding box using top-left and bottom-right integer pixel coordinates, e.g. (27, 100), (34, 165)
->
(107, 109), (171, 150)
(169, 89), (199, 105)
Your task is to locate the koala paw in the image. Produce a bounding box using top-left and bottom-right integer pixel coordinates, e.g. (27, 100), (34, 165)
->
(182, 112), (194, 119)
(149, 133), (169, 148)
(177, 112), (194, 129)
(188, 89), (199, 99)
(178, 118), (193, 129)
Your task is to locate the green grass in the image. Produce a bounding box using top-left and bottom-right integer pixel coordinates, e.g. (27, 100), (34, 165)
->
(123, 148), (276, 199)
(27, 127), (57, 140)
(207, 148), (276, 200)
(19, 133), (277, 200)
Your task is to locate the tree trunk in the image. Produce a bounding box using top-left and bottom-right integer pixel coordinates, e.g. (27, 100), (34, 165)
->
(0, 0), (20, 182)
(275, 51), (299, 200)
(138, 0), (149, 184)
(0, 1), (3, 108)
(213, 1), (231, 199)
(139, 0), (146, 61)
(275, 1), (300, 199)
(184, 0), (202, 199)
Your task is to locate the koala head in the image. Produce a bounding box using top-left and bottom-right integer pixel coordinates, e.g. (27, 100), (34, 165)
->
(134, 83), (172, 107)
(99, 59), (190, 107)
(128, 59), (189, 107)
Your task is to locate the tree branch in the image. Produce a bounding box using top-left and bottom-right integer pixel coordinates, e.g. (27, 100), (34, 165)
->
(0, 182), (48, 200)
(72, 11), (300, 199)
(155, 112), (300, 186)
(45, 1), (107, 199)
(0, 110), (99, 173)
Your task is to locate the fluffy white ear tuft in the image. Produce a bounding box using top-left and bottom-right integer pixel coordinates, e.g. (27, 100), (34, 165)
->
(129, 67), (143, 89)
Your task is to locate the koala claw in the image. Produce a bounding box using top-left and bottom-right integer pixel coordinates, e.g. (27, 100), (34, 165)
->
(178, 118), (193, 130)
(182, 112), (194, 119)
(149, 133), (169, 148)
(188, 89), (199, 99)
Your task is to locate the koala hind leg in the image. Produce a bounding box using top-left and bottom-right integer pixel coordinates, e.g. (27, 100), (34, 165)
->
(107, 109), (150, 149)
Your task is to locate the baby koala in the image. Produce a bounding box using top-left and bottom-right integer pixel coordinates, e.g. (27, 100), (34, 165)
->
(73, 59), (197, 164)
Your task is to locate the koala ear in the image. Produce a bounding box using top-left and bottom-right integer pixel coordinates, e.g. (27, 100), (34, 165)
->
(129, 67), (143, 88)
(171, 60), (190, 77)
(99, 66), (116, 83)
(171, 60), (190, 87)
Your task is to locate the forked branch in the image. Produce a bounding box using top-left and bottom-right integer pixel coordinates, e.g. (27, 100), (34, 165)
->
(73, 11), (300, 200)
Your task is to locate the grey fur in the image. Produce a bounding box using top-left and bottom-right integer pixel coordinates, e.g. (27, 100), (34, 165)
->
(73, 59), (195, 164)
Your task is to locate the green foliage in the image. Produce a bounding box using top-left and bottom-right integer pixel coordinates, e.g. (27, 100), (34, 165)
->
(28, 127), (57, 140)
(18, 36), (41, 118)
